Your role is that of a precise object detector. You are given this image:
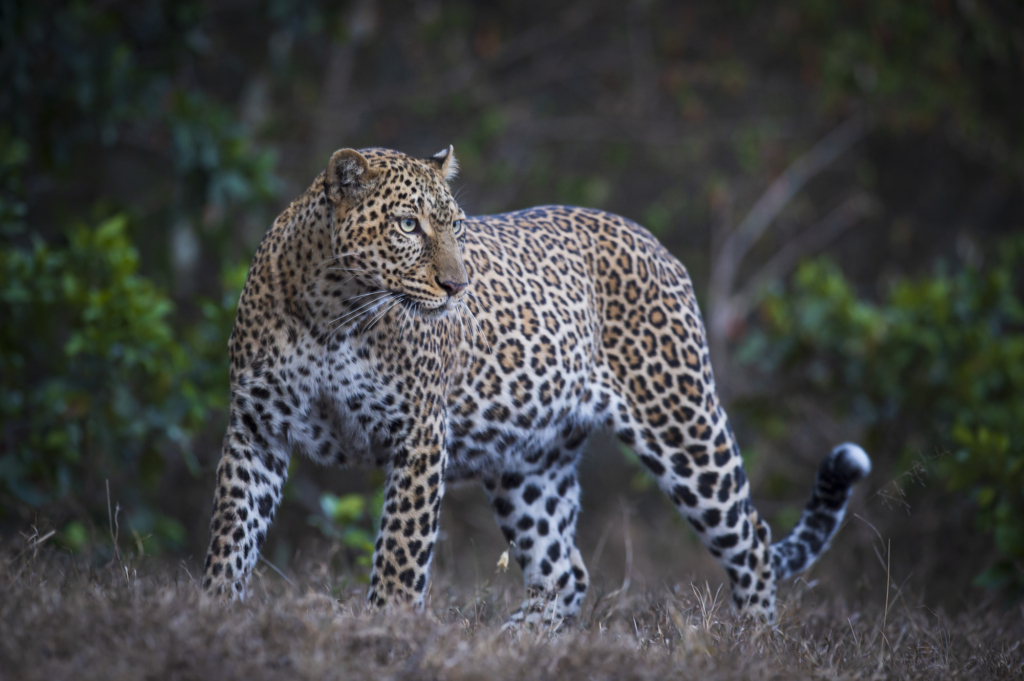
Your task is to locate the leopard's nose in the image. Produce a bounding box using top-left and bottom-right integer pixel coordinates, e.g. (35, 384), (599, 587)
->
(436, 276), (468, 297)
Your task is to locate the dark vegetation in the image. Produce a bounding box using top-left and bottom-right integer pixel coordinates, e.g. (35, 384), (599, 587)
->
(2, 1), (1023, 677)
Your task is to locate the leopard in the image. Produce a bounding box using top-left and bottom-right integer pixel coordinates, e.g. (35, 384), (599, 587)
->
(201, 144), (871, 624)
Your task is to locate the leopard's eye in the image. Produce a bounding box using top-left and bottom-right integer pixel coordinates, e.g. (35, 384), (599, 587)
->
(399, 218), (418, 233)
(453, 219), (464, 236)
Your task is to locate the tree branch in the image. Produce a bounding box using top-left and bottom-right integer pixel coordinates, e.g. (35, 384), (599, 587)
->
(709, 115), (867, 310)
(707, 115), (868, 348)
(726, 193), (878, 323)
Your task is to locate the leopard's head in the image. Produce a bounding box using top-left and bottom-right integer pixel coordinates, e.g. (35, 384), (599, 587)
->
(326, 146), (468, 317)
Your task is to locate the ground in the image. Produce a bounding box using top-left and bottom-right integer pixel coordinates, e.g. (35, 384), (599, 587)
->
(2, 537), (1021, 681)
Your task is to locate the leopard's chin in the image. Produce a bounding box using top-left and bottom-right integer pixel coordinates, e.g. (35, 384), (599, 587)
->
(405, 298), (451, 318)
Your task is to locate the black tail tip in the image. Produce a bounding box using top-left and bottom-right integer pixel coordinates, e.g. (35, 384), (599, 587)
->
(822, 442), (872, 486)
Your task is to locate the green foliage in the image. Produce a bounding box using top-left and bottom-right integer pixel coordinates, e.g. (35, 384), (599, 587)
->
(0, 129), (28, 236)
(0, 0), (270, 550)
(618, 442), (655, 493)
(1, 0), (278, 271)
(166, 89), (278, 216)
(0, 213), (241, 551)
(309, 489), (384, 576)
(739, 239), (1024, 593)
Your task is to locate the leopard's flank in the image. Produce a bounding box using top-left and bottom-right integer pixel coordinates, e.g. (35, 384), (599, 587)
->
(202, 145), (871, 623)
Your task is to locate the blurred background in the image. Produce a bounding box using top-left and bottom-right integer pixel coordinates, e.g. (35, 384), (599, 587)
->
(2, 0), (1023, 612)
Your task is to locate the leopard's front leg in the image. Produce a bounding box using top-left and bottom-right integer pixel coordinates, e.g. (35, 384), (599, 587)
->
(367, 424), (447, 608)
(202, 379), (291, 600)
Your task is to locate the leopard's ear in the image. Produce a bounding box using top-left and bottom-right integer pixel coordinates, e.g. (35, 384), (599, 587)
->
(327, 149), (378, 204)
(426, 145), (458, 182)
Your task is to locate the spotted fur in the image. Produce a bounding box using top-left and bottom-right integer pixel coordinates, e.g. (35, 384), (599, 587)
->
(201, 145), (871, 622)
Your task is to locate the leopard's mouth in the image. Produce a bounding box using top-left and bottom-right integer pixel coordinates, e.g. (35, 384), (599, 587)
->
(401, 296), (452, 318)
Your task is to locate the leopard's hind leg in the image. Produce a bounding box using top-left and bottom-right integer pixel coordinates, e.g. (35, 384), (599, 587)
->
(602, 279), (869, 621)
(609, 391), (779, 618)
(484, 438), (590, 626)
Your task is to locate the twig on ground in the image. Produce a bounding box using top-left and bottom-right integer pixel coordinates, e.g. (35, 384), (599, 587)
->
(258, 554), (297, 589)
(878, 537), (893, 661)
(16, 527), (56, 560)
(618, 500), (634, 602)
(106, 479), (121, 566)
(588, 514), (616, 571)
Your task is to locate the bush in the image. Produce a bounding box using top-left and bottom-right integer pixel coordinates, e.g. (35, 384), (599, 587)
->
(739, 239), (1024, 594)
(0, 0), (270, 553)
(308, 488), (384, 579)
(0, 214), (239, 551)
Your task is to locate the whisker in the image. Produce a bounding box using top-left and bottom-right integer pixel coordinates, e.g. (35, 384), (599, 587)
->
(465, 291), (486, 310)
(339, 289), (391, 306)
(343, 293), (394, 323)
(456, 303), (468, 346)
(326, 291), (390, 326)
(460, 301), (491, 352)
(458, 304), (470, 348)
(337, 274), (363, 288)
(465, 307), (478, 349)
(466, 302), (482, 349)
(328, 297), (393, 343)
(319, 251), (364, 267)
(458, 305), (471, 347)
(364, 295), (404, 333)
(326, 292), (393, 339)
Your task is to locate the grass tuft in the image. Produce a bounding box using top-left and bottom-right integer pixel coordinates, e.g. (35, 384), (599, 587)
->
(1, 542), (1021, 681)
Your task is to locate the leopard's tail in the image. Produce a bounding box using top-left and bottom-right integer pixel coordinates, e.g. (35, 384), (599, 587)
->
(770, 443), (871, 580)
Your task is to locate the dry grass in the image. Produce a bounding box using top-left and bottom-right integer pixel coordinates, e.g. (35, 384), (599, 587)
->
(1, 540), (1021, 681)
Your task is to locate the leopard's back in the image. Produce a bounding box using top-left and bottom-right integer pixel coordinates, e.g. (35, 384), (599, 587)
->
(445, 206), (695, 480)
